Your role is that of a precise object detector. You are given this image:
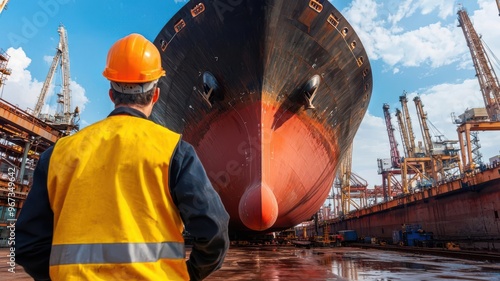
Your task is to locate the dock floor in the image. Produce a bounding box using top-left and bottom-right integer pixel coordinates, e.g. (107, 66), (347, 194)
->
(1, 246), (499, 280)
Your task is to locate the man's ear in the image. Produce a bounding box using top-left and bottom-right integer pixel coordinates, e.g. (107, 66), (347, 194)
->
(109, 89), (114, 102)
(152, 87), (160, 104)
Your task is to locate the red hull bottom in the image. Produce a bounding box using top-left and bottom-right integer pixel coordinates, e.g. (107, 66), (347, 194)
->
(189, 100), (339, 232)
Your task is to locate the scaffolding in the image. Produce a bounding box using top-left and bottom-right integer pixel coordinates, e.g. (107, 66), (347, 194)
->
(0, 49), (11, 88)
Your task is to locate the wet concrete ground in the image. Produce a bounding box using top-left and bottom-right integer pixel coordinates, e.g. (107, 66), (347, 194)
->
(1, 246), (499, 280)
(204, 246), (500, 281)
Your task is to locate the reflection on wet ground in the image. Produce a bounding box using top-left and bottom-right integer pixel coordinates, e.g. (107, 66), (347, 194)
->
(1, 247), (498, 280)
(205, 246), (500, 281)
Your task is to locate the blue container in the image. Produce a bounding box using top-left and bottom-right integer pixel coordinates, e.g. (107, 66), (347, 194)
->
(338, 230), (358, 242)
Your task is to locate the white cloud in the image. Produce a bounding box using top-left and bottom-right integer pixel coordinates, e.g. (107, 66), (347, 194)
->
(343, 0), (500, 187)
(343, 0), (467, 69)
(1, 47), (88, 117)
(43, 55), (53, 66)
(414, 0), (456, 19)
(70, 80), (88, 113)
(1, 47), (43, 111)
(470, 0), (500, 74)
(352, 111), (389, 185)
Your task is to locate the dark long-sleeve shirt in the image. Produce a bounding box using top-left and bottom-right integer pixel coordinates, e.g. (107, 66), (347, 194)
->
(15, 107), (230, 281)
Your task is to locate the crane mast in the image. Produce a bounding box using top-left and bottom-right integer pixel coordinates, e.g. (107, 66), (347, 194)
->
(414, 96), (433, 155)
(34, 25), (78, 134)
(383, 104), (401, 168)
(35, 52), (60, 116)
(59, 25), (71, 117)
(395, 108), (410, 158)
(399, 93), (416, 157)
(457, 9), (500, 121)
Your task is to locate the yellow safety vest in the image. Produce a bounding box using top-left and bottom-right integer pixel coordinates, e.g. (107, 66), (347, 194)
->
(47, 115), (188, 280)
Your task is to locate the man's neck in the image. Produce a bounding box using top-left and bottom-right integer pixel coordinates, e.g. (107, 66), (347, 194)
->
(114, 104), (152, 117)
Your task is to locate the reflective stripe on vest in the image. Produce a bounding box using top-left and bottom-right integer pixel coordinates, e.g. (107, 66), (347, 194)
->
(50, 242), (185, 265)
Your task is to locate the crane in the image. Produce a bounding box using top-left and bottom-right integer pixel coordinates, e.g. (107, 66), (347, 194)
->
(456, 8), (500, 169)
(414, 96), (433, 156)
(383, 103), (401, 169)
(395, 109), (410, 157)
(399, 93), (417, 157)
(34, 25), (79, 134)
(457, 9), (500, 121)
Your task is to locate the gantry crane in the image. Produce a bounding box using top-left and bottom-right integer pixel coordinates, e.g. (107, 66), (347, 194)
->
(456, 8), (500, 170)
(414, 96), (461, 182)
(34, 25), (79, 134)
(397, 93), (432, 193)
(383, 104), (401, 169)
(379, 103), (403, 201)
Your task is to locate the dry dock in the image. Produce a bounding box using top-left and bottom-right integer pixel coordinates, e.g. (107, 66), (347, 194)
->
(2, 247), (499, 280)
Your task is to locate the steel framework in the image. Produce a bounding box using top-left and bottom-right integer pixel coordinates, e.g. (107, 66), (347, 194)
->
(34, 25), (78, 134)
(458, 9), (500, 121)
(457, 8), (500, 169)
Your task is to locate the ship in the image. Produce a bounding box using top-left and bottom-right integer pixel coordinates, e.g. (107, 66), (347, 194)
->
(150, 0), (372, 236)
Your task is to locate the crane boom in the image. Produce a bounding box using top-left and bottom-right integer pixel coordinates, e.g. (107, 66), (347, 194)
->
(399, 93), (416, 157)
(59, 25), (71, 116)
(458, 9), (500, 121)
(395, 108), (410, 158)
(414, 96), (433, 155)
(34, 52), (61, 116)
(383, 104), (401, 168)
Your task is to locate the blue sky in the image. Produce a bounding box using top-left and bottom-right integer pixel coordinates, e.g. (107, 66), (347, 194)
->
(0, 0), (499, 189)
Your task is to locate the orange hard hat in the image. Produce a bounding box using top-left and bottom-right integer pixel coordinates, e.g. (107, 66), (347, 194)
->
(102, 33), (165, 83)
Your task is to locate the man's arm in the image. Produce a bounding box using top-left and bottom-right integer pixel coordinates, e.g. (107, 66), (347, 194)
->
(15, 147), (54, 281)
(170, 141), (230, 281)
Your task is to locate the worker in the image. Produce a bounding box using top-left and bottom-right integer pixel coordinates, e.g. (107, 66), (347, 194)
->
(15, 33), (230, 281)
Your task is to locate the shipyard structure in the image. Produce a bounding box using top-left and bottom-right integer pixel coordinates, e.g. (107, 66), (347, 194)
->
(300, 7), (500, 251)
(0, 25), (78, 245)
(1, 0), (498, 254)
